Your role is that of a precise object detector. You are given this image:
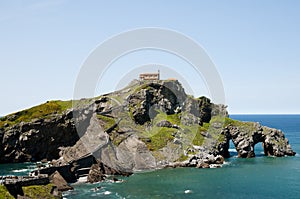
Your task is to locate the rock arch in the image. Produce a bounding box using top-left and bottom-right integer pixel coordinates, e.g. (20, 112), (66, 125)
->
(217, 122), (295, 158)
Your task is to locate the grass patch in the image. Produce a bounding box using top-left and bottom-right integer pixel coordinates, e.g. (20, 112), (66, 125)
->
(145, 127), (177, 151)
(0, 100), (72, 129)
(22, 184), (58, 199)
(192, 131), (205, 146)
(217, 134), (225, 143)
(133, 84), (152, 93)
(152, 111), (181, 125)
(226, 118), (258, 134)
(0, 185), (14, 199)
(96, 114), (116, 130)
(177, 154), (189, 161)
(181, 125), (205, 146)
(72, 98), (95, 109)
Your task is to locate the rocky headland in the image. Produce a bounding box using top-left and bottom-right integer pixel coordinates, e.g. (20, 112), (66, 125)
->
(0, 79), (296, 197)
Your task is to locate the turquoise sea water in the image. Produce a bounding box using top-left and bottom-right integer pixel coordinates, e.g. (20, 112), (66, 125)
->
(0, 162), (36, 176)
(1, 115), (300, 198)
(62, 115), (300, 199)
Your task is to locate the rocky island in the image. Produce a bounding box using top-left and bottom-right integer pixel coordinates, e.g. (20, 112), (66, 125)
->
(0, 78), (295, 198)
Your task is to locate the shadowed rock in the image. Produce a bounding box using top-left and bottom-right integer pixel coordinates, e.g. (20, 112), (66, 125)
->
(0, 79), (295, 184)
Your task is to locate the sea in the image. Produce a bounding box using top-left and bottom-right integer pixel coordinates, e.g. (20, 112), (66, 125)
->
(1, 115), (299, 199)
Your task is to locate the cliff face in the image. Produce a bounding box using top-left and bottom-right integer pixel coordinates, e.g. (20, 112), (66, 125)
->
(0, 80), (295, 173)
(0, 111), (80, 163)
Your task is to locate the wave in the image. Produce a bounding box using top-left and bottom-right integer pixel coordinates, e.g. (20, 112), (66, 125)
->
(223, 161), (231, 166)
(104, 191), (112, 195)
(228, 149), (237, 152)
(77, 176), (87, 183)
(184, 189), (192, 194)
(12, 168), (30, 173)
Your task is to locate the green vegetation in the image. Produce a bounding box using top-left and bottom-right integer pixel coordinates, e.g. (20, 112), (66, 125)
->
(72, 98), (95, 109)
(133, 83), (152, 93)
(152, 111), (181, 125)
(142, 111), (209, 151)
(224, 117), (258, 134)
(22, 184), (58, 199)
(177, 154), (189, 161)
(0, 100), (72, 129)
(192, 131), (205, 146)
(145, 127), (177, 151)
(97, 114), (116, 130)
(0, 96), (111, 129)
(218, 134), (225, 143)
(118, 111), (146, 132)
(0, 184), (58, 199)
(0, 185), (14, 199)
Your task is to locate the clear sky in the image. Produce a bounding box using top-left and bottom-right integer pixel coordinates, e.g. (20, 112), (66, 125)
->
(1, 0), (300, 115)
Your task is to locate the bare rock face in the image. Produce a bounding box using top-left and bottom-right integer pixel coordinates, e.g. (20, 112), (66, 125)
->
(87, 160), (132, 183)
(127, 81), (222, 127)
(89, 135), (157, 173)
(87, 164), (105, 183)
(50, 171), (73, 192)
(127, 81), (186, 125)
(117, 135), (157, 171)
(0, 111), (83, 163)
(0, 79), (296, 184)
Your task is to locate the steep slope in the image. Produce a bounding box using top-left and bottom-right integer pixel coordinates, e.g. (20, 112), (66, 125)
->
(0, 80), (295, 173)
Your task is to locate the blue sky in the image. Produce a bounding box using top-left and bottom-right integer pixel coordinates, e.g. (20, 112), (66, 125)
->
(1, 0), (300, 115)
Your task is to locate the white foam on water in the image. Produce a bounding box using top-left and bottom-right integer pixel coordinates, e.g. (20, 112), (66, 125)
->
(209, 164), (222, 169)
(12, 169), (29, 173)
(184, 190), (192, 194)
(223, 161), (231, 166)
(104, 191), (111, 195)
(77, 176), (87, 183)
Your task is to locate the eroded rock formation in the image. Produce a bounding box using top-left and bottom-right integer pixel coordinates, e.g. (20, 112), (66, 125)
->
(0, 79), (296, 184)
(216, 123), (295, 158)
(0, 111), (82, 163)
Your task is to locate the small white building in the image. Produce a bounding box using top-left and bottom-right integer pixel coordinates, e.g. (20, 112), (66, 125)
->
(139, 70), (160, 81)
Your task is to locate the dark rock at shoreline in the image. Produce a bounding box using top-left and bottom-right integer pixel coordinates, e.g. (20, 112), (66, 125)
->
(0, 112), (83, 163)
(87, 164), (105, 183)
(0, 79), (296, 184)
(50, 171), (73, 192)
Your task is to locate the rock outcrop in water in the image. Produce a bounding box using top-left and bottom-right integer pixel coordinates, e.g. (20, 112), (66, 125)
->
(0, 79), (295, 183)
(215, 123), (295, 158)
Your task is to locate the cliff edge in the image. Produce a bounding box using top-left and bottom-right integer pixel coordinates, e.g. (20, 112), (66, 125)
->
(0, 80), (295, 178)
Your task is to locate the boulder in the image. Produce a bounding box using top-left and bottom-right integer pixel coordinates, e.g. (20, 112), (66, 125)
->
(196, 162), (210, 168)
(87, 164), (105, 183)
(50, 171), (73, 191)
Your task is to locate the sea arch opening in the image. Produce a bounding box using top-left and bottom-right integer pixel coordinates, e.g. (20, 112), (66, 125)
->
(253, 142), (265, 157)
